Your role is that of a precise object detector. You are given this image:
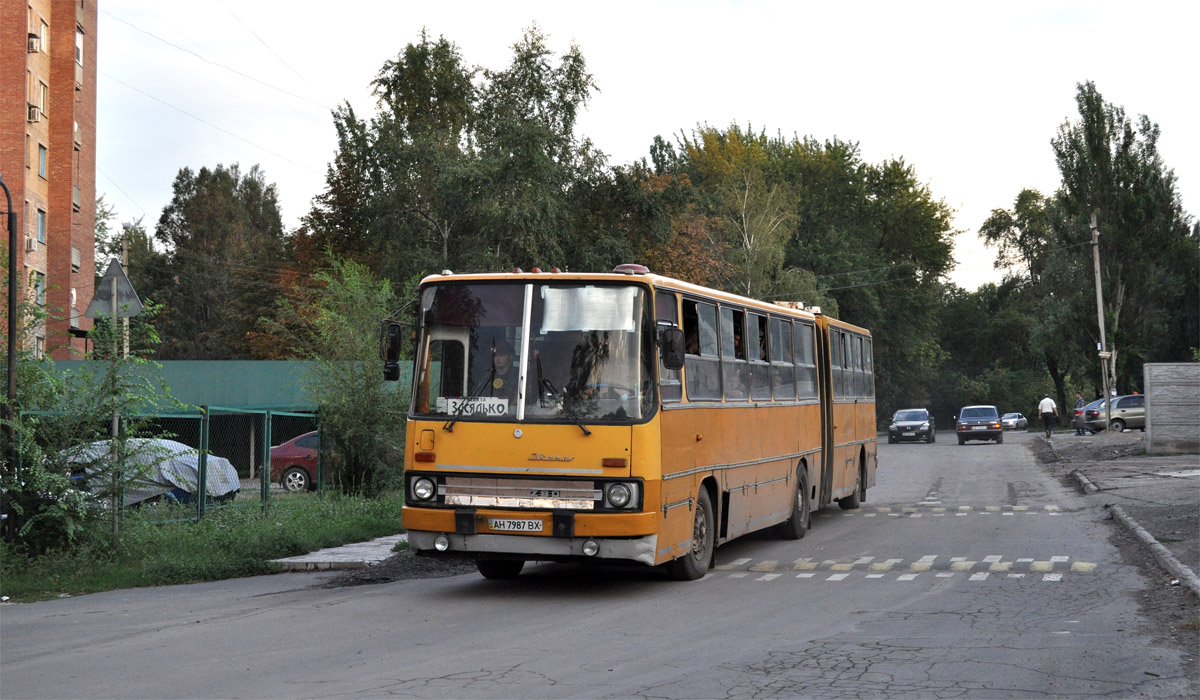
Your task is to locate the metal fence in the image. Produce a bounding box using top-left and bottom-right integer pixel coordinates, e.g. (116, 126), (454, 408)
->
(18, 406), (321, 521)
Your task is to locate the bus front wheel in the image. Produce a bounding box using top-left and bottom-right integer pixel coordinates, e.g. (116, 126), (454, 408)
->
(668, 489), (714, 581)
(776, 468), (810, 540)
(476, 559), (524, 579)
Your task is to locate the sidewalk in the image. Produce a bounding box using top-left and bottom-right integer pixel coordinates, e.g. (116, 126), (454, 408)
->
(1038, 430), (1200, 596)
(272, 534), (407, 571)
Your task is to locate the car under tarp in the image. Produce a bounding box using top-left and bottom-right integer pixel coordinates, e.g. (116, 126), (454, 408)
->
(65, 438), (240, 505)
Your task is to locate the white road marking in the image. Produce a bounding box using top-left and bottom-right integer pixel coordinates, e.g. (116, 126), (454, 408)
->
(969, 572), (989, 581)
(1043, 573), (1063, 582)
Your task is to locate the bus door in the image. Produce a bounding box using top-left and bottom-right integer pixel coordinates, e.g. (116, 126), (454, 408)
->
(815, 320), (835, 506)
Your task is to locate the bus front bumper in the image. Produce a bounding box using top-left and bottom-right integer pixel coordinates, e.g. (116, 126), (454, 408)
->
(407, 530), (660, 566)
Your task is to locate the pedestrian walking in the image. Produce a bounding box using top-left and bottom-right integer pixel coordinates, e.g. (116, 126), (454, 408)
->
(1073, 392), (1087, 435)
(1038, 393), (1058, 439)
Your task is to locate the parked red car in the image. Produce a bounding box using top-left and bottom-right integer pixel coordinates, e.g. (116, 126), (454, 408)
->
(270, 431), (321, 492)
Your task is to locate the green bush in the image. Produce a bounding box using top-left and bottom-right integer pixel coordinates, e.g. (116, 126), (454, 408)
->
(0, 491), (404, 601)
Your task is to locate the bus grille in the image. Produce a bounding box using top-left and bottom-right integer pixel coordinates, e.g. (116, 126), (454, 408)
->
(442, 477), (599, 510)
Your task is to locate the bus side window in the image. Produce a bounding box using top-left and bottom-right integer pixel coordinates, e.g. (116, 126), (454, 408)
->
(720, 307), (748, 401)
(830, 331), (843, 400)
(684, 299), (721, 401)
(794, 322), (816, 399)
(748, 312), (770, 401)
(771, 318), (795, 400)
(864, 338), (874, 398)
(656, 291), (682, 403)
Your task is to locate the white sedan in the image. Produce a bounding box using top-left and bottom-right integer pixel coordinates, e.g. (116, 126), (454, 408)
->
(1001, 413), (1028, 430)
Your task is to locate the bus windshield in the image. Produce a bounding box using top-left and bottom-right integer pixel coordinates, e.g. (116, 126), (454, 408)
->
(412, 281), (656, 423)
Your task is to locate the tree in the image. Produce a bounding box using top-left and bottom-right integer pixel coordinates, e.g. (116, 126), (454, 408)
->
(983, 83), (1197, 400)
(151, 164), (286, 360)
(659, 126), (956, 415)
(472, 25), (603, 270)
(301, 26), (633, 289)
(1051, 81), (1197, 392)
(261, 256), (411, 496)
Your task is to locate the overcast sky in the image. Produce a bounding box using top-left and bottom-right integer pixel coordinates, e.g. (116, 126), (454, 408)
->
(96, 0), (1197, 290)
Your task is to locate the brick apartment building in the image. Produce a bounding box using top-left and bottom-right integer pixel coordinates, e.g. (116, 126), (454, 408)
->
(1, 0), (97, 359)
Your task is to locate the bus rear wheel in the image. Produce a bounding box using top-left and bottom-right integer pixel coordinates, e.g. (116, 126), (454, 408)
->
(476, 559), (524, 579)
(776, 468), (810, 540)
(838, 461), (865, 510)
(668, 488), (714, 581)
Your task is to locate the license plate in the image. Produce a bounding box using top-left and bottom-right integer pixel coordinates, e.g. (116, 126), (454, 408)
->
(972, 425), (988, 430)
(902, 432), (915, 436)
(488, 518), (544, 532)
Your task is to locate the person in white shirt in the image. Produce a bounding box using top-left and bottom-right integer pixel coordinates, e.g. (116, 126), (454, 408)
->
(1037, 394), (1059, 438)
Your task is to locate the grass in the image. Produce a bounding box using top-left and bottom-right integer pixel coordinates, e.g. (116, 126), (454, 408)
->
(0, 491), (405, 602)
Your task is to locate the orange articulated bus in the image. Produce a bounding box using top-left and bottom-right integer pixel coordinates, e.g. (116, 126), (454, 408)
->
(383, 264), (877, 580)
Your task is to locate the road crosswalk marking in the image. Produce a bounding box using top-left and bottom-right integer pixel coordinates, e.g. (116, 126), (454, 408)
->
(714, 555), (1097, 577)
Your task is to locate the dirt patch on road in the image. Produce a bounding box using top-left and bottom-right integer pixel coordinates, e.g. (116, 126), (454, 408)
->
(321, 547), (477, 587)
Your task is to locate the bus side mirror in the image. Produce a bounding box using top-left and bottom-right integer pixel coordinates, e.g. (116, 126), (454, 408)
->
(660, 327), (685, 371)
(382, 322), (403, 381)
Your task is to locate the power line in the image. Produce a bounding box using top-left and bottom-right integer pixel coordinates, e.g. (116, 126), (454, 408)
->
(216, 0), (334, 107)
(100, 9), (335, 113)
(97, 168), (148, 218)
(100, 71), (323, 176)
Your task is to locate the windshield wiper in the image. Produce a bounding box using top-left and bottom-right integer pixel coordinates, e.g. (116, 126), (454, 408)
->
(536, 351), (591, 436)
(443, 366), (496, 433)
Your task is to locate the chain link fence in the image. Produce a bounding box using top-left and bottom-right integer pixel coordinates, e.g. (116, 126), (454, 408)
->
(16, 406), (321, 524)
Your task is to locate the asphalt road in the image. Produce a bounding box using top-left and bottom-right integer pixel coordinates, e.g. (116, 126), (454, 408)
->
(2, 431), (1196, 699)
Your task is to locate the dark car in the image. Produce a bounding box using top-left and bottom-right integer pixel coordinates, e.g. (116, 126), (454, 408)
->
(956, 405), (1003, 444)
(888, 408), (935, 443)
(1085, 394), (1146, 433)
(270, 431), (321, 492)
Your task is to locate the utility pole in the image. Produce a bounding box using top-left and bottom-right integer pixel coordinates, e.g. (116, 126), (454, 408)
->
(1090, 212), (1112, 431)
(2, 173), (17, 466)
(121, 224), (130, 359)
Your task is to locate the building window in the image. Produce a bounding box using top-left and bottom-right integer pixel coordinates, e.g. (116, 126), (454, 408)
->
(34, 272), (46, 305)
(37, 209), (46, 243)
(40, 21), (48, 54)
(35, 336), (45, 359)
(76, 26), (84, 65)
(38, 144), (47, 178)
(39, 82), (48, 114)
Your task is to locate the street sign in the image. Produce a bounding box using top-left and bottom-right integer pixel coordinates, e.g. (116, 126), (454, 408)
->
(84, 259), (142, 318)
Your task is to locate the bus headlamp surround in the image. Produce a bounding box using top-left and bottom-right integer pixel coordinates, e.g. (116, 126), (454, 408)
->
(412, 476), (436, 501)
(606, 482), (633, 509)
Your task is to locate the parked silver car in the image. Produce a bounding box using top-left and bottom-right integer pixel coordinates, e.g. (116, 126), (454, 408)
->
(1001, 412), (1028, 430)
(1084, 394), (1146, 432)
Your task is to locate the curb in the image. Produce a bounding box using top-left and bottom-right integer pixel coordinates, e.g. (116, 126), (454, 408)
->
(271, 533), (408, 572)
(1108, 504), (1200, 598)
(1070, 470), (1100, 494)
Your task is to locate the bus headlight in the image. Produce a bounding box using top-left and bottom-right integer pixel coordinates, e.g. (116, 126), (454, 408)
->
(606, 483), (632, 508)
(411, 476), (436, 501)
